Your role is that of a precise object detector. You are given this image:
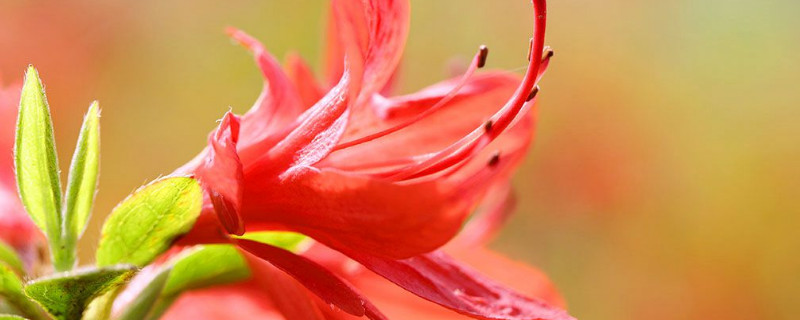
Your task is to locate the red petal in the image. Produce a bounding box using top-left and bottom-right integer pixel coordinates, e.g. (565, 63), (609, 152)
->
(345, 250), (575, 320)
(448, 247), (567, 310)
(357, 0), (410, 104)
(226, 28), (304, 162)
(194, 112), (245, 235)
(324, 0), (368, 86)
(237, 239), (387, 320)
(246, 16), (366, 178)
(454, 183), (516, 248)
(285, 52), (325, 109)
(325, 0), (409, 103)
(246, 254), (331, 319)
(175, 196), (233, 246)
(442, 109), (534, 202)
(160, 283), (285, 320)
(251, 76), (353, 178)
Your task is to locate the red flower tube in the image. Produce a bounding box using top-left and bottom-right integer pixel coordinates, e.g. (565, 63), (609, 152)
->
(119, 182), (567, 319)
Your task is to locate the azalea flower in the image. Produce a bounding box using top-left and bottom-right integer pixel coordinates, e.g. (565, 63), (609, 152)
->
(170, 0), (568, 319)
(0, 80), (44, 271)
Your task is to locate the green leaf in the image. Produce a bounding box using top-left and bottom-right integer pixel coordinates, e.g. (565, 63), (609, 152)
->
(116, 267), (171, 320)
(95, 177), (203, 267)
(137, 245), (250, 320)
(0, 265), (44, 320)
(0, 242), (24, 276)
(0, 266), (25, 314)
(235, 231), (309, 252)
(162, 245), (249, 296)
(14, 66), (65, 269)
(63, 101), (101, 257)
(23, 265), (136, 320)
(0, 315), (28, 320)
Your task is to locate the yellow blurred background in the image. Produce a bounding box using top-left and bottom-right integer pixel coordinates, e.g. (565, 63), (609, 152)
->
(1, 0), (798, 319)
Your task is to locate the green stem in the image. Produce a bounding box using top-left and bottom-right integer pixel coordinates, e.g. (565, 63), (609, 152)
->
(49, 236), (75, 272)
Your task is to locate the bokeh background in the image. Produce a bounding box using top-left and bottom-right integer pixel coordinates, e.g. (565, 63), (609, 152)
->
(1, 0), (798, 319)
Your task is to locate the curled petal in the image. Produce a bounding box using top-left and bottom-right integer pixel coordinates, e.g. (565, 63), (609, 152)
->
(247, 255), (330, 319)
(227, 28), (304, 159)
(247, 5), (366, 178)
(346, 250), (574, 320)
(357, 0), (409, 102)
(325, 0), (369, 86)
(251, 73), (354, 179)
(194, 112), (245, 235)
(304, 244), (566, 319)
(175, 198), (234, 246)
(237, 239), (387, 320)
(325, 0), (410, 104)
(448, 247), (567, 310)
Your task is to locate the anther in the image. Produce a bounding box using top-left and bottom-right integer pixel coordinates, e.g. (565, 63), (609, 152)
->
(488, 151), (501, 167)
(527, 38), (534, 61)
(483, 120), (494, 132)
(477, 45), (489, 68)
(542, 46), (554, 61)
(526, 86), (540, 102)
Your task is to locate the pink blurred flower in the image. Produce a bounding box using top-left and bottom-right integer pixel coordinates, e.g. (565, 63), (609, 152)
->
(0, 2), (123, 117)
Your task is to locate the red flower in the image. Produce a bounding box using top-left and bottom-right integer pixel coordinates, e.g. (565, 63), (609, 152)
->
(0, 80), (43, 271)
(173, 0), (569, 319)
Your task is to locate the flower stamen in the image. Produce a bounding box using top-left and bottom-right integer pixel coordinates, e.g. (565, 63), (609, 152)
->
(382, 0), (548, 181)
(483, 120), (494, 133)
(333, 45), (490, 151)
(526, 86), (540, 102)
(477, 45), (489, 68)
(488, 151), (501, 167)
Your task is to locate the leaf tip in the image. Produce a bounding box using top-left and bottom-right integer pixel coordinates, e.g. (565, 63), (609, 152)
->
(22, 65), (42, 91)
(89, 100), (101, 113)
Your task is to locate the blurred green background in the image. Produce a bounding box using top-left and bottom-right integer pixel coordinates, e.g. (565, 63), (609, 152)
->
(1, 0), (798, 319)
